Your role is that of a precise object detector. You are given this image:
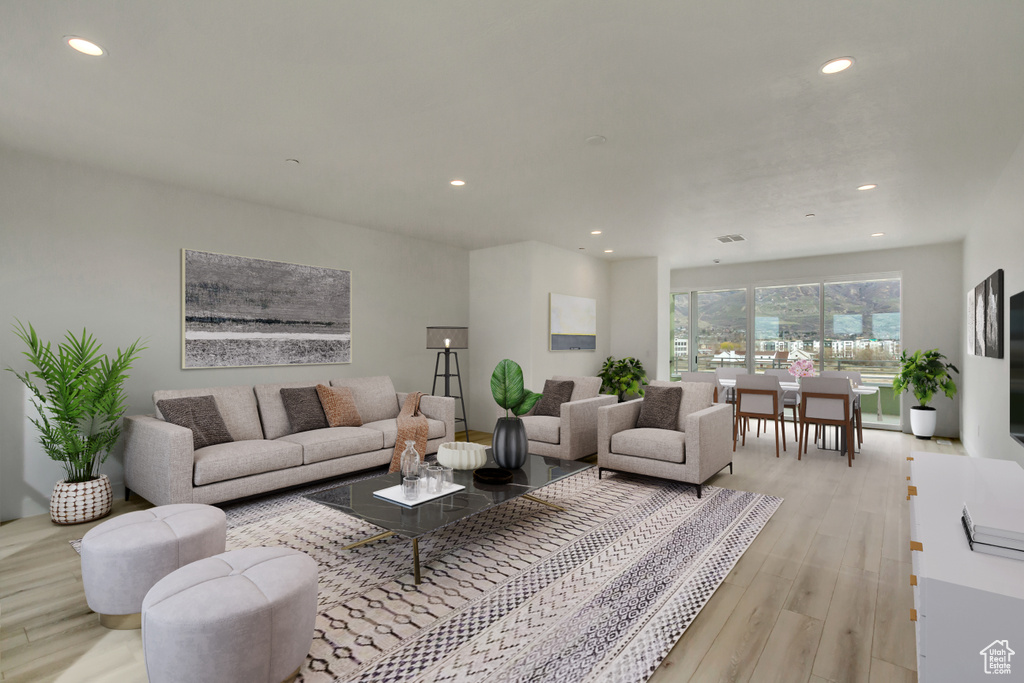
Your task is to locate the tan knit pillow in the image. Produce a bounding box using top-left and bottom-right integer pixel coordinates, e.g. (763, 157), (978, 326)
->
(316, 384), (362, 427)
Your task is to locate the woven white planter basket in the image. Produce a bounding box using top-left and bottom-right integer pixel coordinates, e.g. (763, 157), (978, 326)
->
(50, 474), (112, 525)
(436, 442), (488, 470)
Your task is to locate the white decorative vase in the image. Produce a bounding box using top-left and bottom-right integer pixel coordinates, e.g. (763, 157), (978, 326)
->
(50, 474), (113, 525)
(436, 442), (488, 470)
(909, 406), (937, 440)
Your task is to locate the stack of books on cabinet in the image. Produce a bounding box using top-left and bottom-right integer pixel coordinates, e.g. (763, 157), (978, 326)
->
(962, 500), (1024, 560)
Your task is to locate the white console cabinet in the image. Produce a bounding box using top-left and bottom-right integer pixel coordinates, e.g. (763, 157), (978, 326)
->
(908, 452), (1024, 682)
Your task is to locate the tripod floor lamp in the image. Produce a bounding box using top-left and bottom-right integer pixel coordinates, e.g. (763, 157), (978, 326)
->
(427, 326), (469, 442)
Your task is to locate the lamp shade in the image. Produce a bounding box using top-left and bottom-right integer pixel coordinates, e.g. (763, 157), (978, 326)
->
(426, 326), (469, 349)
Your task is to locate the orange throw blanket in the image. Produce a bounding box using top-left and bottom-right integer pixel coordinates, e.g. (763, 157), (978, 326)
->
(389, 392), (429, 473)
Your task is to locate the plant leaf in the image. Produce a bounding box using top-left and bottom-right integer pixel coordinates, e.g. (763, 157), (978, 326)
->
(490, 359), (525, 410)
(513, 390), (543, 416)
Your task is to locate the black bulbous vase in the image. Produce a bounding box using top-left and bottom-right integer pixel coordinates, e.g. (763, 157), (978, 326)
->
(492, 416), (528, 469)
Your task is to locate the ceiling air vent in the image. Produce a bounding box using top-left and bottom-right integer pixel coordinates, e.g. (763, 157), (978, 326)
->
(715, 234), (746, 243)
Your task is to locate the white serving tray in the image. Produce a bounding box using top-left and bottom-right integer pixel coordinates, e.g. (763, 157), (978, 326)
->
(373, 483), (466, 507)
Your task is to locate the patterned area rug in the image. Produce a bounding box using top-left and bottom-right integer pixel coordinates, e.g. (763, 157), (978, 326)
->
(73, 468), (780, 682)
(225, 468), (779, 682)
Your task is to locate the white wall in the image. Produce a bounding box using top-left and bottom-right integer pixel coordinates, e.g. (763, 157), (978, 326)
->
(671, 242), (964, 438)
(468, 241), (610, 431)
(0, 146), (469, 521)
(962, 132), (1024, 465)
(610, 257), (671, 382)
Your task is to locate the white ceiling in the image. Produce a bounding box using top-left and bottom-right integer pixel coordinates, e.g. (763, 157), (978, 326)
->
(3, 1), (1023, 268)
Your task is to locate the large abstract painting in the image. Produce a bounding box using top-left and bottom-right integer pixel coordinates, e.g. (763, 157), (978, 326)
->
(183, 250), (351, 368)
(549, 293), (596, 351)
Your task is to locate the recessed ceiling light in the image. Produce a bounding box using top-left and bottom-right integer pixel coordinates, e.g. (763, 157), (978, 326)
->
(585, 135), (607, 145)
(604, 249), (614, 253)
(871, 232), (885, 237)
(713, 259), (721, 264)
(590, 230), (602, 235)
(450, 179), (465, 186)
(805, 213), (815, 219)
(857, 184), (877, 191)
(821, 57), (853, 74)
(286, 158), (300, 165)
(66, 36), (105, 56)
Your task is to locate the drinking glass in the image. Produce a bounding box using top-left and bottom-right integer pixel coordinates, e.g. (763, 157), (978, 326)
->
(403, 476), (420, 501)
(440, 465), (454, 490)
(427, 465), (444, 494)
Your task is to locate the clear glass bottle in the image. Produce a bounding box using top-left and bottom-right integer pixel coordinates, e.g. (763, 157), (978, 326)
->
(400, 440), (421, 479)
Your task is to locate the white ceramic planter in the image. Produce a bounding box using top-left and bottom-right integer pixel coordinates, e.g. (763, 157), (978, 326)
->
(50, 474), (112, 525)
(436, 442), (488, 470)
(910, 406), (937, 440)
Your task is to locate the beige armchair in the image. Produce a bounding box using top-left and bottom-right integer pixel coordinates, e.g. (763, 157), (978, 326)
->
(597, 381), (733, 498)
(518, 376), (617, 461)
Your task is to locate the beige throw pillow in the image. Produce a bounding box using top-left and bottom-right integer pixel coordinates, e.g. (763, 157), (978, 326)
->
(317, 384), (363, 427)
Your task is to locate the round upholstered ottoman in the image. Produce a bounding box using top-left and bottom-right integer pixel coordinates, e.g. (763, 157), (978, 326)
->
(81, 504), (226, 629)
(141, 546), (318, 683)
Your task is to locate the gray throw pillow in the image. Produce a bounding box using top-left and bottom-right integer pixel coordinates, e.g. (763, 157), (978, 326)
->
(157, 395), (234, 450)
(533, 379), (575, 417)
(636, 385), (682, 430)
(280, 387), (329, 433)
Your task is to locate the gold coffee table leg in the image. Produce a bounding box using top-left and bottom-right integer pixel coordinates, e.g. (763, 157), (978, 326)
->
(341, 530), (395, 550)
(522, 494), (567, 512)
(412, 538), (421, 584)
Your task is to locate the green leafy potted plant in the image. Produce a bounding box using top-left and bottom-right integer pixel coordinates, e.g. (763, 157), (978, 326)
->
(490, 359), (542, 468)
(598, 356), (649, 402)
(892, 348), (958, 440)
(8, 321), (145, 524)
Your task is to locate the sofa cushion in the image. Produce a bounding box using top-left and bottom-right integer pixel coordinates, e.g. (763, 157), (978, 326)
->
(155, 385), (263, 442)
(253, 381), (326, 441)
(278, 427), (385, 465)
(316, 384), (362, 427)
(193, 440), (303, 486)
(329, 376), (400, 424)
(521, 415), (560, 444)
(610, 428), (686, 464)
(648, 380), (715, 431)
(280, 387), (329, 434)
(361, 418), (446, 449)
(635, 386), (682, 431)
(156, 395), (234, 450)
(533, 380), (575, 417)
(553, 375), (602, 402)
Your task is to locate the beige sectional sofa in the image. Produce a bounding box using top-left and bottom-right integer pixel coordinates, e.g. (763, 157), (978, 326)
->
(123, 376), (454, 506)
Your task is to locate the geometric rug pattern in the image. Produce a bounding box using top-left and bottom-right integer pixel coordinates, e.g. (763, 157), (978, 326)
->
(218, 467), (781, 682)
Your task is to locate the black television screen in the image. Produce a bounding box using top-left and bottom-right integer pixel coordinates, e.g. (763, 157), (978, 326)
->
(1011, 291), (1024, 446)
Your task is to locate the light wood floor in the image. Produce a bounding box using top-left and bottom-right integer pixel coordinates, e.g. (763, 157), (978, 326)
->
(0, 427), (961, 682)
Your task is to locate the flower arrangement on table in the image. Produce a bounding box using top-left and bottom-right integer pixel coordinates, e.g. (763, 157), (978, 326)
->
(788, 359), (815, 378)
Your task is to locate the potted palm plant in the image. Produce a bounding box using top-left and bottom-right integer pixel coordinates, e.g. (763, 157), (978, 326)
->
(490, 359), (541, 469)
(892, 348), (958, 439)
(8, 321), (145, 524)
(598, 356), (649, 402)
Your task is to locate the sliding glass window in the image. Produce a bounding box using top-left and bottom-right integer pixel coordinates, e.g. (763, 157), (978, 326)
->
(696, 289), (747, 372)
(753, 283), (820, 373)
(824, 278), (902, 426)
(671, 293), (690, 377)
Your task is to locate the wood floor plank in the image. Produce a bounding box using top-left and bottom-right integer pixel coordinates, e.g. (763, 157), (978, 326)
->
(869, 657), (917, 683)
(842, 510), (885, 573)
(689, 572), (793, 683)
(812, 566), (879, 683)
(871, 558), (917, 671)
(784, 534), (846, 621)
(748, 609), (823, 683)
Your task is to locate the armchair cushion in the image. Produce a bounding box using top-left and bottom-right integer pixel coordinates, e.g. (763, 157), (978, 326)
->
(521, 415), (561, 444)
(648, 381), (716, 430)
(533, 380), (575, 417)
(553, 375), (602, 402)
(635, 386), (682, 430)
(611, 428), (686, 464)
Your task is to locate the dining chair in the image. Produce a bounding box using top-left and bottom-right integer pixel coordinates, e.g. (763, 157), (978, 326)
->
(763, 368), (800, 433)
(820, 370), (864, 447)
(676, 371), (719, 402)
(734, 373), (787, 457)
(714, 366), (745, 409)
(798, 376), (856, 467)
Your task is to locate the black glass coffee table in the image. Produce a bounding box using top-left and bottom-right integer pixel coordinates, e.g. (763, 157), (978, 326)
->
(306, 451), (592, 584)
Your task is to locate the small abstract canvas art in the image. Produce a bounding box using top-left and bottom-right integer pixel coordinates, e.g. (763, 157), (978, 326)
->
(182, 250), (351, 368)
(549, 293), (596, 351)
(985, 269), (1003, 359)
(975, 281), (987, 357)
